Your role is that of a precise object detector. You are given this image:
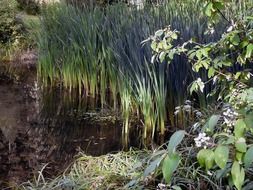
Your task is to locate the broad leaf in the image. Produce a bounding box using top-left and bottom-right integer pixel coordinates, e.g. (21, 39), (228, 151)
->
(214, 145), (229, 169)
(246, 44), (253, 58)
(168, 130), (185, 154)
(162, 154), (180, 184)
(144, 156), (164, 177)
(205, 150), (215, 170)
(244, 114), (253, 128)
(230, 33), (240, 46)
(244, 146), (253, 168)
(208, 67), (215, 78)
(235, 138), (247, 153)
(197, 149), (214, 170)
(204, 2), (213, 17)
(203, 115), (220, 133)
(197, 149), (207, 167)
(155, 29), (164, 37)
(234, 119), (246, 138)
(231, 161), (245, 190)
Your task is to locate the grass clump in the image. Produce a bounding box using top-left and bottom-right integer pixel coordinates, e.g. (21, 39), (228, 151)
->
(20, 150), (151, 190)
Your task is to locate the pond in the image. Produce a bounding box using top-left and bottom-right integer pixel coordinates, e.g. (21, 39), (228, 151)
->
(0, 75), (140, 188)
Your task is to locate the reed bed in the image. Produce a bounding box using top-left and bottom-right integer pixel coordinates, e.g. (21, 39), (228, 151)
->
(36, 0), (250, 143)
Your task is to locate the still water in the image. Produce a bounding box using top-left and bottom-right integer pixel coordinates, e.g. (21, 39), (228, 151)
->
(0, 78), (139, 188)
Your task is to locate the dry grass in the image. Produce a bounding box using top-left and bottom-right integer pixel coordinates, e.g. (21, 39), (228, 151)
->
(20, 150), (151, 190)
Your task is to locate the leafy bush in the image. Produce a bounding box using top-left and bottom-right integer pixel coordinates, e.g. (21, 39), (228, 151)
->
(16, 0), (40, 15)
(144, 0), (253, 189)
(0, 0), (20, 44)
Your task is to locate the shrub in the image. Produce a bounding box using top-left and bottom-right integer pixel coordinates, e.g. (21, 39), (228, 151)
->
(0, 0), (20, 44)
(16, 0), (40, 15)
(144, 0), (253, 189)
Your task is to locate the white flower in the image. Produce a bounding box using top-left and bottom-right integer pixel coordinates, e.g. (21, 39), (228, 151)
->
(175, 106), (181, 110)
(157, 183), (167, 190)
(213, 75), (218, 84)
(194, 132), (211, 148)
(226, 20), (236, 33)
(174, 110), (180, 115)
(196, 142), (201, 147)
(222, 107), (238, 127)
(196, 111), (202, 117)
(227, 25), (234, 32)
(183, 105), (191, 112)
(185, 100), (191, 104)
(197, 78), (202, 83)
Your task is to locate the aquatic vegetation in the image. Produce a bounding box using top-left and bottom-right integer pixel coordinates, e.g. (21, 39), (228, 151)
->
(36, 0), (248, 143)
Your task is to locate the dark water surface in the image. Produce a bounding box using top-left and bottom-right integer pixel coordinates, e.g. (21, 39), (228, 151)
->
(0, 79), (137, 188)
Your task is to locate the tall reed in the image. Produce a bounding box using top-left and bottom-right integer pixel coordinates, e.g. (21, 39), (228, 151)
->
(36, 0), (250, 143)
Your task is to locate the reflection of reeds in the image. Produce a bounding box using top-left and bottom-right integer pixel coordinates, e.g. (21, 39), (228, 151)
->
(36, 0), (250, 143)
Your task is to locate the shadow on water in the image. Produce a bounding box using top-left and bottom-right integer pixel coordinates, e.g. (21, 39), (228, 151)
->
(0, 79), (141, 188)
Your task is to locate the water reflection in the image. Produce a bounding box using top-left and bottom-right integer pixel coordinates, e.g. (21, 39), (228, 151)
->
(0, 81), (139, 188)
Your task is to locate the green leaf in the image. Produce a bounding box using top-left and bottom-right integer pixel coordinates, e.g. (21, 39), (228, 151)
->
(201, 47), (210, 57)
(168, 51), (175, 60)
(162, 154), (180, 184)
(234, 119), (246, 138)
(213, 2), (224, 10)
(151, 41), (157, 51)
(203, 114), (220, 133)
(205, 2), (213, 17)
(197, 149), (214, 170)
(244, 146), (253, 168)
(159, 52), (166, 62)
(197, 149), (207, 167)
(193, 62), (202, 72)
(230, 34), (240, 46)
(235, 72), (242, 79)
(215, 167), (230, 179)
(201, 60), (209, 69)
(235, 138), (247, 153)
(144, 156), (164, 177)
(208, 67), (215, 78)
(214, 145), (229, 169)
(172, 185), (182, 190)
(236, 152), (243, 162)
(171, 33), (178, 40)
(168, 130), (185, 154)
(225, 136), (235, 145)
(155, 29), (164, 37)
(231, 161), (245, 190)
(190, 81), (197, 94)
(246, 44), (253, 58)
(205, 150), (215, 170)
